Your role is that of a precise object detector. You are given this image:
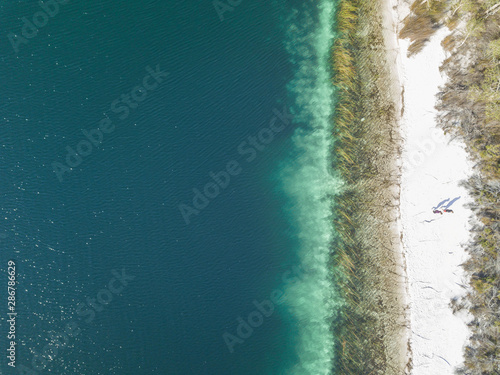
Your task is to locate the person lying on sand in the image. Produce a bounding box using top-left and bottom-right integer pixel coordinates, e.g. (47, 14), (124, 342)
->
(433, 209), (443, 215)
(443, 209), (454, 213)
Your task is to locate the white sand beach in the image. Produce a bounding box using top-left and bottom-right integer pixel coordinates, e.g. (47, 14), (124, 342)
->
(387, 1), (474, 373)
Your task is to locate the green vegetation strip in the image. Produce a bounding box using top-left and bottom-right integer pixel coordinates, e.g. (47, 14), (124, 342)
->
(330, 0), (406, 374)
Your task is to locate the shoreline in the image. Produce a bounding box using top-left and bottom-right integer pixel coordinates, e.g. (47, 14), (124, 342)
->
(331, 0), (408, 373)
(380, 0), (412, 371)
(388, 0), (473, 373)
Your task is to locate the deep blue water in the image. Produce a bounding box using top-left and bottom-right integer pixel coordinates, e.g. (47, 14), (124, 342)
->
(0, 1), (337, 374)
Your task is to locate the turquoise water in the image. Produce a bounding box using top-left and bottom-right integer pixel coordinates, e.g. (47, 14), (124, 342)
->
(280, 1), (340, 373)
(0, 0), (339, 374)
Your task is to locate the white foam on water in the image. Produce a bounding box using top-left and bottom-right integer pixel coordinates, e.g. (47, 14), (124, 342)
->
(279, 2), (342, 374)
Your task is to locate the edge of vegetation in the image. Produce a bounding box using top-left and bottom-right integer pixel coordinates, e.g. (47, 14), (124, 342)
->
(330, 0), (407, 373)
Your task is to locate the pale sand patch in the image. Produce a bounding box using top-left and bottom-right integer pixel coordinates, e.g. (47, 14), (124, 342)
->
(379, 0), (411, 371)
(386, 0), (473, 374)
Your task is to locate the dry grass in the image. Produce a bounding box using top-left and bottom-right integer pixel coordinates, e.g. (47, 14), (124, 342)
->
(399, 0), (448, 56)
(433, 1), (500, 373)
(330, 0), (407, 374)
